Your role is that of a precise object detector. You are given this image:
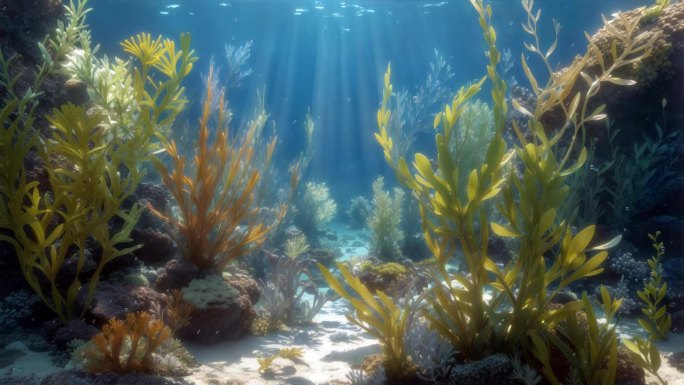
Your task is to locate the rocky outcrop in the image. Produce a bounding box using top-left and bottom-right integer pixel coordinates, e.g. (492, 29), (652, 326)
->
(88, 282), (166, 325)
(178, 274), (257, 344)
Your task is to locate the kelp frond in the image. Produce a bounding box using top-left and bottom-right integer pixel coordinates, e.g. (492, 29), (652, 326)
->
(155, 65), (284, 272)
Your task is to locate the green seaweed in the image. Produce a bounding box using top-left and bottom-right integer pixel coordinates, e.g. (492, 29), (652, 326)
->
(636, 232), (671, 341)
(367, 176), (405, 261)
(0, 0), (196, 323)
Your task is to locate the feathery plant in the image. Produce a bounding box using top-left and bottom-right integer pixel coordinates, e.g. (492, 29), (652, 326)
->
(368, 176), (405, 261)
(0, 0), (196, 323)
(622, 232), (670, 385)
(636, 231), (671, 341)
(153, 65), (285, 272)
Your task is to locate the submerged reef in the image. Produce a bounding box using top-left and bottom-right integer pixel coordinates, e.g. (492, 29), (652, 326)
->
(0, 0), (683, 384)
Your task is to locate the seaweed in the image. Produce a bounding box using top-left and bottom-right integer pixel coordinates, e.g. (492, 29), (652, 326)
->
(367, 177), (404, 261)
(153, 65), (284, 272)
(319, 262), (414, 381)
(0, 0), (196, 323)
(636, 232), (671, 341)
(372, 0), (654, 382)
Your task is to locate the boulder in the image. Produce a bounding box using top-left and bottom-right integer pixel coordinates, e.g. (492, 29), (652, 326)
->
(88, 282), (165, 325)
(155, 259), (200, 293)
(178, 274), (257, 344)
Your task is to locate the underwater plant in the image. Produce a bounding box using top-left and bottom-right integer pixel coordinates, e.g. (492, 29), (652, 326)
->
(294, 181), (337, 241)
(533, 287), (622, 385)
(382, 48), (456, 164)
(257, 347), (304, 375)
(260, 248), (327, 328)
(636, 231), (671, 341)
(0, 0), (197, 323)
(153, 65), (284, 272)
(284, 234), (310, 259)
(319, 262), (414, 381)
(606, 112), (678, 233)
(367, 176), (405, 261)
(84, 312), (172, 374)
(372, 0), (654, 383)
(347, 195), (372, 229)
(150, 289), (196, 336)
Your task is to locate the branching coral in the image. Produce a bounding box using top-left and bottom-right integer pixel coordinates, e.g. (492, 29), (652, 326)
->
(153, 65), (284, 272)
(84, 312), (172, 374)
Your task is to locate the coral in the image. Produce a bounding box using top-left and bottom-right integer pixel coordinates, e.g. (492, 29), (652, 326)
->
(609, 249), (650, 284)
(405, 319), (456, 382)
(367, 177), (405, 261)
(83, 312), (172, 374)
(346, 367), (386, 385)
(284, 234), (310, 259)
(510, 351), (542, 385)
(153, 65), (283, 272)
(347, 196), (371, 229)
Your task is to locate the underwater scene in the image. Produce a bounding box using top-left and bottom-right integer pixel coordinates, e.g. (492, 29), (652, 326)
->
(1, 0), (683, 384)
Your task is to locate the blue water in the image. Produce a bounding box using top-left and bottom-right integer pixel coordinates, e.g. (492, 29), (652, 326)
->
(89, 0), (651, 201)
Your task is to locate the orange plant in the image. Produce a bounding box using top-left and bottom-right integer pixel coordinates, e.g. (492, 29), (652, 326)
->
(154, 65), (284, 272)
(85, 312), (171, 373)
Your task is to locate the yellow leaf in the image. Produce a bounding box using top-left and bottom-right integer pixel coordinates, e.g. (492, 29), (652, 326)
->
(491, 223), (520, 237)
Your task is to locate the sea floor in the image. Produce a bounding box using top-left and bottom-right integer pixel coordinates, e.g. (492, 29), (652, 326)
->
(0, 223), (682, 384)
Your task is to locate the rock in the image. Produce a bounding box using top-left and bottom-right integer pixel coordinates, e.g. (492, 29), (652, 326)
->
(88, 282), (165, 325)
(135, 183), (172, 217)
(668, 351), (684, 373)
(132, 229), (177, 267)
(178, 274), (256, 344)
(449, 354), (515, 385)
(53, 320), (99, 350)
(357, 261), (409, 294)
(310, 248), (338, 267)
(155, 259), (200, 293)
(672, 310), (684, 333)
(552, 290), (579, 305)
(616, 347), (646, 385)
(225, 274), (261, 304)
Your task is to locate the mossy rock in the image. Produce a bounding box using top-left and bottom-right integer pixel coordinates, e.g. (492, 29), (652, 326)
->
(357, 261), (410, 295)
(181, 275), (240, 310)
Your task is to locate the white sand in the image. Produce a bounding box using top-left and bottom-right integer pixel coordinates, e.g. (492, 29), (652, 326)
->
(185, 298), (379, 385)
